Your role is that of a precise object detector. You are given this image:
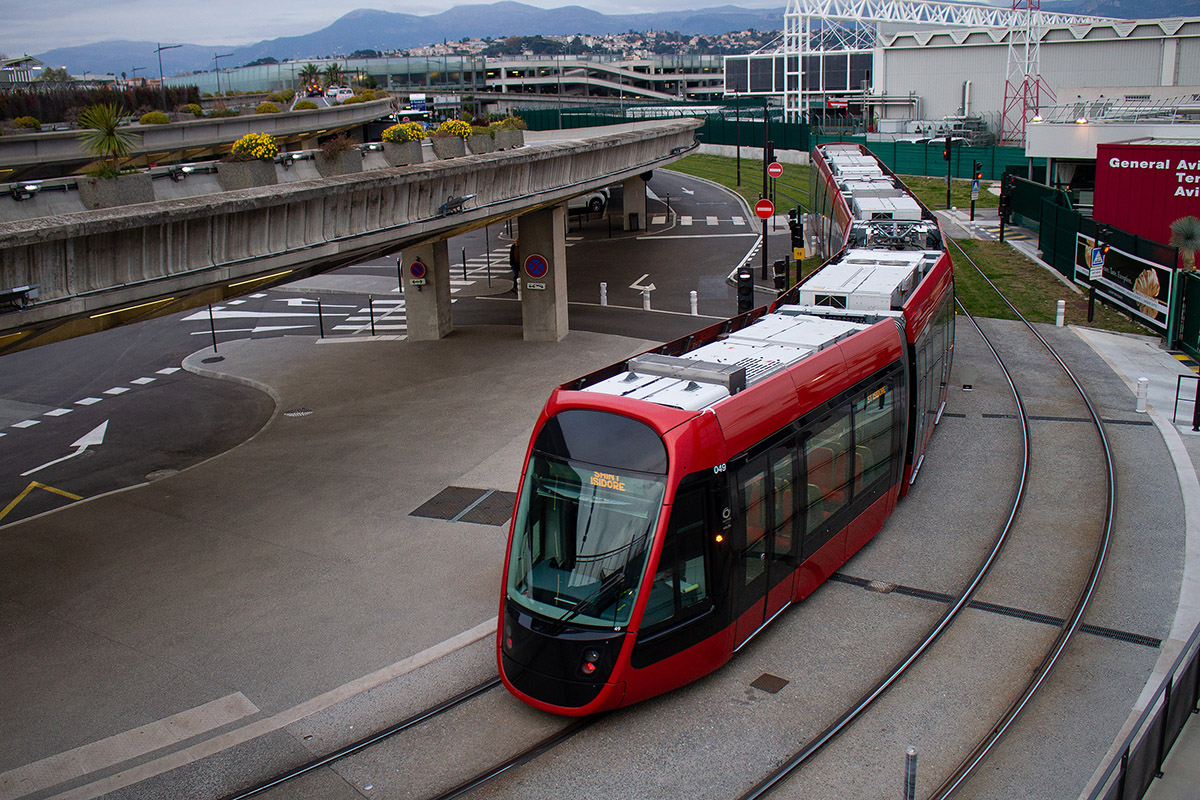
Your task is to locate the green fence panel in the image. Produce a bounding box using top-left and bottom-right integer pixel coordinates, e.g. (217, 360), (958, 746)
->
(1037, 200), (1081, 279)
(1177, 272), (1200, 359)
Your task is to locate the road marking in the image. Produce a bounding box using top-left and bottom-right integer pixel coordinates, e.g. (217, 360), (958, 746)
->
(75, 398), (103, 406)
(44, 620), (498, 800)
(11, 420), (40, 429)
(629, 274), (657, 293)
(273, 298), (358, 309)
(103, 388), (129, 396)
(156, 368), (180, 375)
(651, 215), (666, 225)
(732, 217), (746, 226)
(707, 216), (719, 226)
(0, 693), (259, 799)
(21, 421), (109, 477)
(0, 481), (83, 523)
(44, 409), (73, 417)
(682, 187), (695, 195)
(638, 233), (758, 240)
(130, 378), (155, 385)
(189, 325), (311, 336)
(680, 215), (693, 226)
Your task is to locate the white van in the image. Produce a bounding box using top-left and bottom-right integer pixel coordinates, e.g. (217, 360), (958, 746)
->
(335, 88), (356, 102)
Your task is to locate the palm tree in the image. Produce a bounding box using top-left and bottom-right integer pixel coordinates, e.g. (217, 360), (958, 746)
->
(299, 63), (320, 85)
(322, 63), (344, 88)
(1169, 216), (1200, 270)
(77, 103), (134, 176)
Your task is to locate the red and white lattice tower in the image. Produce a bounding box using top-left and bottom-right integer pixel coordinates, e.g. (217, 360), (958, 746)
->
(1001, 0), (1054, 144)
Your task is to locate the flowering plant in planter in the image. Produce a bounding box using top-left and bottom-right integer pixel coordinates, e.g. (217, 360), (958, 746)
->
(434, 119), (472, 138)
(228, 132), (278, 161)
(383, 122), (426, 143)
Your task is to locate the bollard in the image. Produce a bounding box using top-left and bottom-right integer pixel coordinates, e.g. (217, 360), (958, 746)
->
(600, 282), (608, 306)
(642, 287), (652, 311)
(690, 290), (698, 316)
(369, 295), (376, 337)
(462, 247), (468, 282)
(1136, 377), (1148, 413)
(904, 747), (917, 800)
(317, 298), (324, 338)
(1056, 299), (1066, 327)
(207, 304), (218, 353)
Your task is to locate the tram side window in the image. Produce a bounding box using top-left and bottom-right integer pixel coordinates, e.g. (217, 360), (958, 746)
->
(741, 466), (769, 586)
(641, 480), (711, 631)
(805, 410), (851, 535)
(853, 383), (895, 491)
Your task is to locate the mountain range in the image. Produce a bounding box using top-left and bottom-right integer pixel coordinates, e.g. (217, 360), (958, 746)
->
(32, 0), (1192, 79)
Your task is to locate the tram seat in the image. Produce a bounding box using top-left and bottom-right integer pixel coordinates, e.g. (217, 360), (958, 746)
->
(809, 446), (845, 505)
(853, 445), (871, 493)
(806, 483), (825, 528)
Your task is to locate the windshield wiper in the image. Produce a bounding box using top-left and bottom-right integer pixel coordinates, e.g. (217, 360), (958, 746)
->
(551, 570), (628, 630)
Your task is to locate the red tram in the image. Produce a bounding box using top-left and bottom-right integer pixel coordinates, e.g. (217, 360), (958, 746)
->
(497, 143), (955, 716)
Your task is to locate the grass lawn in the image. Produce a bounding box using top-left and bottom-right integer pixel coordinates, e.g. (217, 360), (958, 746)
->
(667, 153), (1156, 338)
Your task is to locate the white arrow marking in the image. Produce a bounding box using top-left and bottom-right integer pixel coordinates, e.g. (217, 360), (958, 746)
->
(681, 187), (695, 195)
(181, 309), (347, 321)
(629, 274), (656, 292)
(189, 325), (313, 335)
(21, 420), (108, 477)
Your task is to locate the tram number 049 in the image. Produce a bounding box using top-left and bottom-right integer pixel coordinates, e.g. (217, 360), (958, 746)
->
(713, 463), (727, 474)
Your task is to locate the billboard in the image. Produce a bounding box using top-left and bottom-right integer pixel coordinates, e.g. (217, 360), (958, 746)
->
(1073, 232), (1174, 335)
(1094, 141), (1200, 263)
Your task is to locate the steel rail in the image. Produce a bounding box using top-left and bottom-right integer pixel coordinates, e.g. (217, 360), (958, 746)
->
(221, 676), (501, 800)
(737, 289), (1033, 799)
(928, 238), (1117, 798)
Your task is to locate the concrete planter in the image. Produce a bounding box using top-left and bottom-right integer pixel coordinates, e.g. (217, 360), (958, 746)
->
(75, 172), (155, 210)
(466, 134), (495, 155)
(383, 140), (423, 166)
(216, 159), (278, 191)
(316, 149), (363, 177)
(430, 136), (466, 160)
(494, 129), (524, 150)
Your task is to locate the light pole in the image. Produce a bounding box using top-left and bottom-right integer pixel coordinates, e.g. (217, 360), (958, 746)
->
(155, 43), (181, 110)
(213, 52), (233, 95)
(130, 66), (146, 87)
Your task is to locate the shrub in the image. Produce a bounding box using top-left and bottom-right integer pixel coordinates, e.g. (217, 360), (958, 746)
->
(293, 100), (318, 110)
(470, 125), (493, 138)
(229, 132), (278, 161)
(279, 89), (295, 102)
(490, 116), (527, 131)
(267, 92), (286, 103)
(342, 96), (365, 105)
(320, 133), (356, 161)
(12, 115), (41, 130)
(358, 90), (376, 101)
(436, 119), (471, 138)
(255, 102), (281, 114)
(139, 111), (170, 124)
(382, 122), (425, 143)
(208, 107), (239, 118)
(178, 103), (203, 116)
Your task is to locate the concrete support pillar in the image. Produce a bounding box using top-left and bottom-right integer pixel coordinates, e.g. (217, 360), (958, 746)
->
(623, 174), (648, 232)
(517, 205), (569, 342)
(402, 240), (453, 341)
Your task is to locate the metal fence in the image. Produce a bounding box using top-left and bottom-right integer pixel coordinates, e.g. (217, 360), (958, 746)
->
(810, 136), (1029, 182)
(1086, 622), (1200, 799)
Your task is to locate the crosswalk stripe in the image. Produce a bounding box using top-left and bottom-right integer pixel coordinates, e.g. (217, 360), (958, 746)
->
(707, 216), (719, 226)
(732, 217), (746, 226)
(681, 216), (693, 226)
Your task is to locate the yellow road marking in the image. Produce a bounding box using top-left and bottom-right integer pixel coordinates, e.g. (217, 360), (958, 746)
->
(0, 481), (83, 522)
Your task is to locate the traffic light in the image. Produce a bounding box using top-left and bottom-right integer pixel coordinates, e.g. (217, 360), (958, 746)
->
(943, 135), (951, 162)
(788, 209), (804, 247)
(765, 140), (775, 166)
(973, 160), (983, 181)
(773, 258), (789, 292)
(737, 269), (755, 314)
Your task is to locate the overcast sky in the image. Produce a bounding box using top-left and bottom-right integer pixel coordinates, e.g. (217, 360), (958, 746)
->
(3, 0), (790, 55)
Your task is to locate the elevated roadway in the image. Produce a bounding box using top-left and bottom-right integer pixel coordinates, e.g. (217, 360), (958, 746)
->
(0, 98), (392, 181)
(0, 119), (700, 353)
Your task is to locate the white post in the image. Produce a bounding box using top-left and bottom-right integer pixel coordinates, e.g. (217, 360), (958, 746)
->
(690, 290), (698, 316)
(1136, 377), (1149, 413)
(1056, 299), (1066, 327)
(642, 287), (651, 311)
(600, 282), (608, 306)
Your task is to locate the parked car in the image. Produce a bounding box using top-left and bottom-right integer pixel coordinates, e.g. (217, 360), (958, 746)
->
(568, 187), (609, 213)
(334, 88), (356, 102)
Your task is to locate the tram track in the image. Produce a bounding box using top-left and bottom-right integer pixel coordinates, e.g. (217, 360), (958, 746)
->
(734, 238), (1115, 799)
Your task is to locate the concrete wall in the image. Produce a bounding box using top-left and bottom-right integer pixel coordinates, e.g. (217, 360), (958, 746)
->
(0, 120), (700, 347)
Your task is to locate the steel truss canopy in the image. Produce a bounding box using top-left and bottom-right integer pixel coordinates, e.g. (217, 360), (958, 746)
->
(785, 0), (1114, 31)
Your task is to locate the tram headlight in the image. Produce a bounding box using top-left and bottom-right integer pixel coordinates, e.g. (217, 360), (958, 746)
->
(580, 647), (602, 676)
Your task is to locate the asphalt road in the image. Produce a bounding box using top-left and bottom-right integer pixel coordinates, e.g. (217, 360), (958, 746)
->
(0, 169), (763, 526)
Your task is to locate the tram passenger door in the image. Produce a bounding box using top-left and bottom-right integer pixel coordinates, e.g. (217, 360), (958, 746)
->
(733, 444), (799, 649)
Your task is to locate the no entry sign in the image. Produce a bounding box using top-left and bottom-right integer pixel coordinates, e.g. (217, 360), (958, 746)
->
(755, 198), (775, 219)
(767, 162), (783, 179)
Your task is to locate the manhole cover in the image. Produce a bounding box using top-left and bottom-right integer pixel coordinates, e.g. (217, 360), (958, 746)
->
(865, 580), (896, 593)
(750, 674), (790, 694)
(283, 408), (313, 417)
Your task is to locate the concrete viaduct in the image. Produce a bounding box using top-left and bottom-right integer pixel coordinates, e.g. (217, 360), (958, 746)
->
(0, 119), (700, 355)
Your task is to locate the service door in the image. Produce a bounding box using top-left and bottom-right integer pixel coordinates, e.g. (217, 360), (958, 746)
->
(733, 443), (799, 648)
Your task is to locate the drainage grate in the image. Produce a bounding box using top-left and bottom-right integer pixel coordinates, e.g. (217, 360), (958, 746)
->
(283, 408), (313, 418)
(459, 490), (518, 526)
(837, 572), (1161, 649)
(750, 674), (790, 694)
(942, 412), (967, 419)
(411, 486), (487, 520)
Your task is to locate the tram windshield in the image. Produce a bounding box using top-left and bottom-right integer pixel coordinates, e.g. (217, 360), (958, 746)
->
(506, 410), (669, 628)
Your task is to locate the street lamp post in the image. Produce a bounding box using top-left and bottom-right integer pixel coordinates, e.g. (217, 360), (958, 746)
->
(213, 52), (233, 96)
(131, 66), (146, 87)
(155, 43), (181, 110)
